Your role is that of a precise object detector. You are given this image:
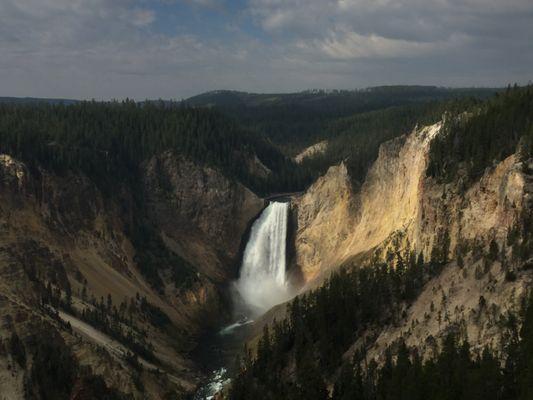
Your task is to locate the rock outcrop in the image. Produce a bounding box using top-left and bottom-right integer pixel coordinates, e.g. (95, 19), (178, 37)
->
(292, 121), (530, 282)
(290, 161), (357, 281)
(294, 140), (328, 164)
(292, 123), (443, 281)
(142, 152), (264, 280)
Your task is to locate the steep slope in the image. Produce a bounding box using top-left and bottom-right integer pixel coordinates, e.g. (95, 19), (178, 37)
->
(142, 151), (263, 281)
(294, 141), (328, 164)
(227, 88), (533, 400)
(293, 119), (529, 283)
(0, 151), (263, 399)
(293, 122), (443, 281)
(289, 111), (533, 363)
(264, 90), (532, 351)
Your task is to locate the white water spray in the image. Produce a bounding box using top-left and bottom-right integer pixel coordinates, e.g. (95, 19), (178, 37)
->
(234, 201), (292, 315)
(194, 202), (293, 399)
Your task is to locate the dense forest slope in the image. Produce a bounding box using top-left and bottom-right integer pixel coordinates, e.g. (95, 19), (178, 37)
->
(186, 86), (500, 192)
(0, 101), (307, 195)
(0, 104), (288, 399)
(228, 86), (533, 400)
(185, 86), (498, 154)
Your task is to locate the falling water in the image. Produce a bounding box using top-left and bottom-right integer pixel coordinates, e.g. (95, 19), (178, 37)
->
(194, 202), (293, 399)
(234, 201), (292, 315)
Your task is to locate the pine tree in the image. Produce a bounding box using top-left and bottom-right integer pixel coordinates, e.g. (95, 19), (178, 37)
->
(518, 293), (533, 399)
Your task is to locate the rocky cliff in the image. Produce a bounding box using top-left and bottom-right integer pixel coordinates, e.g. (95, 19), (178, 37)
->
(294, 140), (328, 164)
(293, 120), (529, 281)
(291, 119), (533, 358)
(0, 152), (263, 399)
(142, 151), (264, 281)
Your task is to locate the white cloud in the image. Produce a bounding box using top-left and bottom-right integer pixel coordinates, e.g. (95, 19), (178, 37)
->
(0, 0), (531, 99)
(249, 0), (337, 36)
(298, 29), (472, 60)
(312, 31), (437, 60)
(129, 9), (156, 27)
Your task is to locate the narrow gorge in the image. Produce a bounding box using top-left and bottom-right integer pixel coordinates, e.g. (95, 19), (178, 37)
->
(195, 201), (296, 399)
(1, 86), (532, 400)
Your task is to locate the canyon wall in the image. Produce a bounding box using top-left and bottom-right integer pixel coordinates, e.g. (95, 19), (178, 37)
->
(292, 121), (529, 282)
(291, 119), (533, 362)
(0, 152), (262, 399)
(142, 151), (263, 281)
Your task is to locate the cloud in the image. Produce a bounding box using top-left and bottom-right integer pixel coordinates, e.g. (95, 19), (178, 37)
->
(0, 0), (281, 98)
(0, 0), (531, 99)
(246, 0), (533, 81)
(129, 9), (156, 27)
(249, 0), (336, 35)
(190, 0), (220, 6)
(302, 30), (443, 60)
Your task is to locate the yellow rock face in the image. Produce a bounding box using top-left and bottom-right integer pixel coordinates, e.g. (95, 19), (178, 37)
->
(292, 121), (528, 284)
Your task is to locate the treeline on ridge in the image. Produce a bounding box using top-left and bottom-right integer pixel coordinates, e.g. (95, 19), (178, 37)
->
(427, 85), (533, 185)
(301, 85), (531, 189)
(190, 86), (502, 188)
(299, 98), (480, 186)
(186, 86), (498, 155)
(0, 100), (307, 196)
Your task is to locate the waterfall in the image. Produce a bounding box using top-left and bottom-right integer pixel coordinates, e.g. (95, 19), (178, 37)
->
(235, 201), (292, 315)
(194, 202), (292, 400)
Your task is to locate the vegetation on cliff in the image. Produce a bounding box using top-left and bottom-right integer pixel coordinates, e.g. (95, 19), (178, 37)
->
(299, 98), (477, 186)
(229, 252), (533, 400)
(427, 85), (533, 184)
(0, 101), (306, 196)
(185, 86), (497, 155)
(227, 86), (533, 400)
(8, 328), (125, 400)
(187, 86), (500, 187)
(228, 251), (442, 399)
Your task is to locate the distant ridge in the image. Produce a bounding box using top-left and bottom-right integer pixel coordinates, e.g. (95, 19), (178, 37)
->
(0, 96), (78, 105)
(0, 85), (502, 107)
(184, 85), (501, 108)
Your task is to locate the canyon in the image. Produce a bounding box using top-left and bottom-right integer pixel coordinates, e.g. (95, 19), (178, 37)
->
(0, 89), (532, 399)
(0, 151), (264, 398)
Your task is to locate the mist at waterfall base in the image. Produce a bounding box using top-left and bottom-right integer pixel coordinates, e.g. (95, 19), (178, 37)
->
(193, 202), (295, 399)
(233, 201), (295, 317)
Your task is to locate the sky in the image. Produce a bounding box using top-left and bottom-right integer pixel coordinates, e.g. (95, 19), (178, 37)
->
(0, 0), (532, 100)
